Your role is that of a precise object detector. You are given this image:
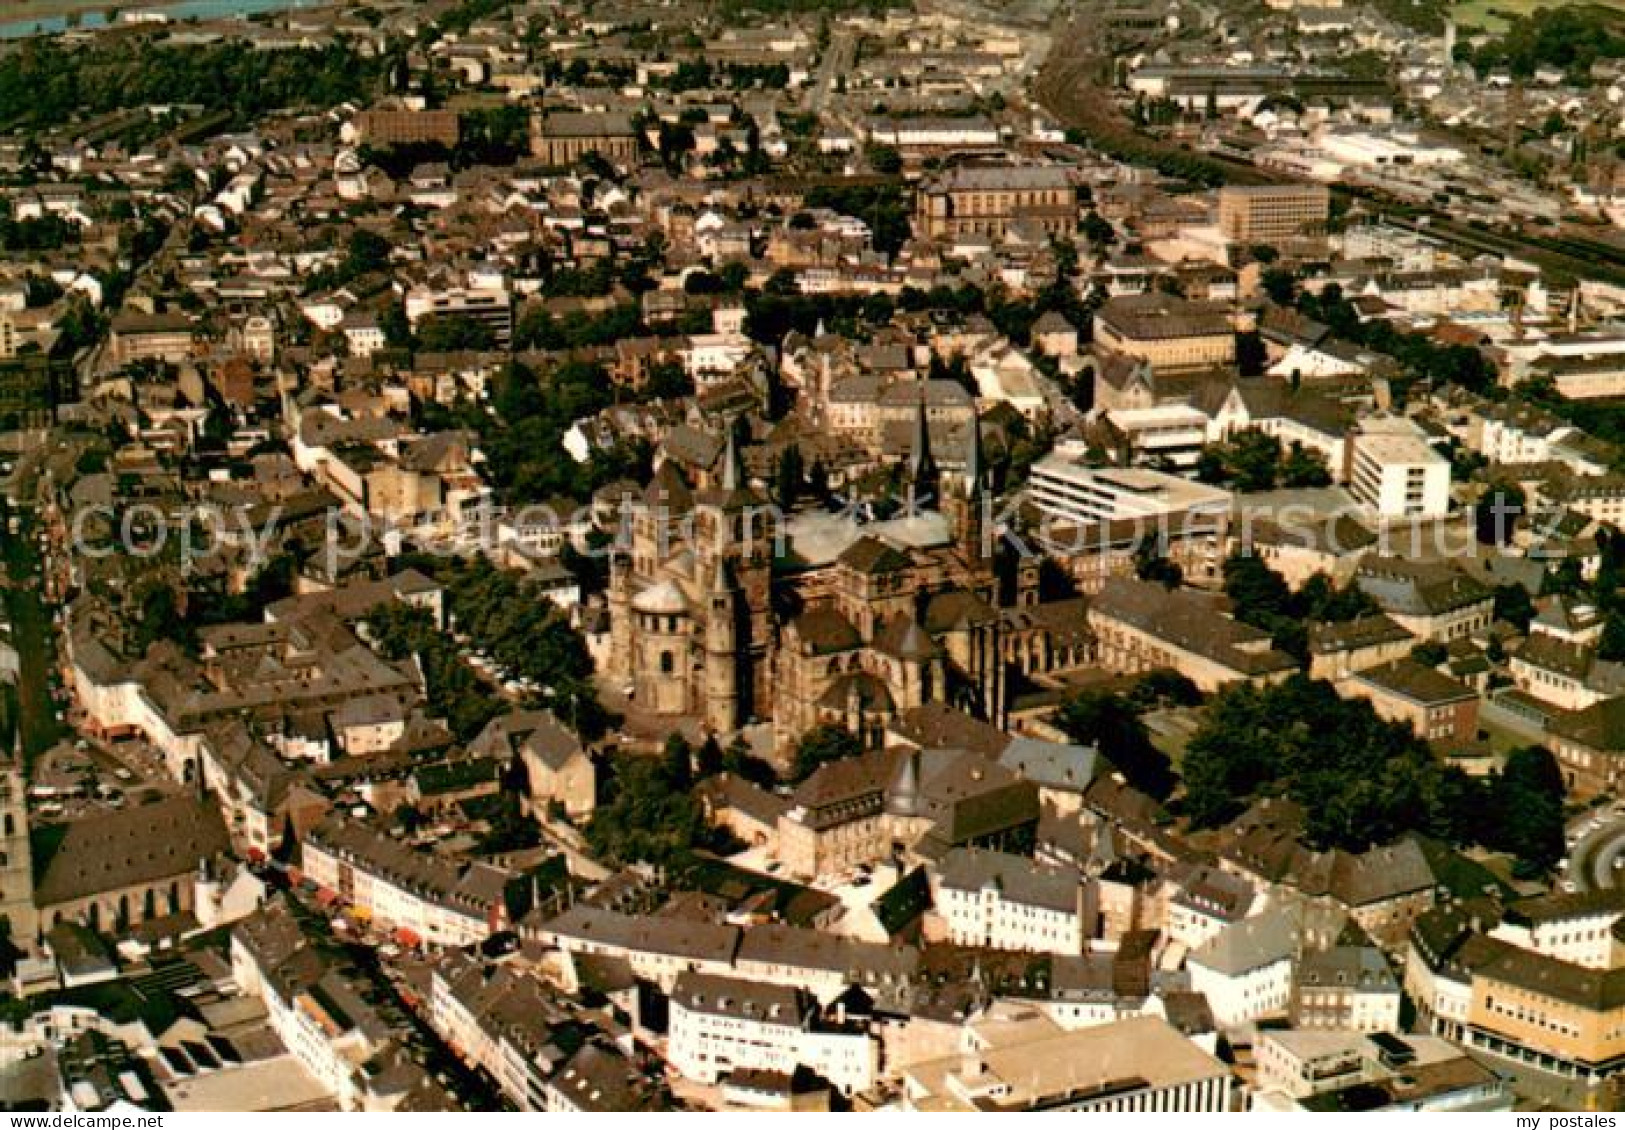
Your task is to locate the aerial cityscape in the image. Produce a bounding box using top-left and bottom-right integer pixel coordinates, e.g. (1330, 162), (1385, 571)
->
(6, 0), (1625, 1114)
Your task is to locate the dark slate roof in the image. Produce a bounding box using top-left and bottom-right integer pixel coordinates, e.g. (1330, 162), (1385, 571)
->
(34, 796), (231, 907)
(837, 536), (911, 575)
(1549, 696), (1625, 753)
(790, 608), (862, 655)
(1352, 658), (1477, 706)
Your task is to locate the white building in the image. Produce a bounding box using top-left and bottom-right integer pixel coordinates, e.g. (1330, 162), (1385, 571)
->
(901, 1013), (1234, 1112)
(299, 816), (510, 948)
(934, 848), (1084, 955)
(1026, 453), (1232, 529)
(1488, 890), (1625, 971)
(667, 972), (877, 1095)
(1347, 417), (1451, 521)
(1187, 906), (1298, 1028)
(231, 899), (418, 1111)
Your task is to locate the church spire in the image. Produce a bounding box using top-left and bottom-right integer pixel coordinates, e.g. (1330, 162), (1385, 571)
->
(963, 415), (984, 498)
(906, 396), (937, 505)
(720, 421), (744, 493)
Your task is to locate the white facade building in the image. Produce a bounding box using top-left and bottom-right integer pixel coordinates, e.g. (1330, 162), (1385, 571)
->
(934, 848), (1084, 955)
(667, 972), (877, 1094)
(1347, 417), (1451, 521)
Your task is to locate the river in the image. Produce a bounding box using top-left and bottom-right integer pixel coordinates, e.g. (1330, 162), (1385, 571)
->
(0, 0), (322, 41)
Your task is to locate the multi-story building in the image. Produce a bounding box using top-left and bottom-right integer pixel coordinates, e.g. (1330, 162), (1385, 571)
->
(1489, 891), (1625, 971)
(1465, 938), (1625, 1084)
(232, 897), (427, 1110)
(1290, 946), (1402, 1032)
(1546, 697), (1625, 795)
(1164, 863), (1263, 951)
(1217, 185), (1330, 245)
(1346, 417), (1451, 521)
(1355, 558), (1494, 644)
(1093, 294), (1237, 374)
(109, 310), (195, 365)
(1342, 658), (1479, 744)
(428, 953), (573, 1111)
(900, 1014), (1234, 1112)
(1253, 1030), (1510, 1112)
(1307, 615), (1415, 683)
(667, 972), (877, 1094)
(353, 108), (460, 149)
(915, 165), (1076, 239)
(299, 816), (514, 947)
(1089, 576), (1297, 693)
(934, 848), (1084, 955)
(404, 285), (512, 349)
(1025, 455), (1233, 531)
(1187, 906), (1298, 1027)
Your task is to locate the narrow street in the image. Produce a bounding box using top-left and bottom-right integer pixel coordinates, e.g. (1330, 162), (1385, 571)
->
(0, 502), (66, 766)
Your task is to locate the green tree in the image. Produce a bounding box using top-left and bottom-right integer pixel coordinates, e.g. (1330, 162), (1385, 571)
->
(1486, 746), (1566, 877)
(1055, 689), (1175, 800)
(791, 723), (862, 782)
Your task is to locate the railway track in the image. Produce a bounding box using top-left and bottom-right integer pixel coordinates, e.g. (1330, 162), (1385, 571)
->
(1032, 6), (1625, 288)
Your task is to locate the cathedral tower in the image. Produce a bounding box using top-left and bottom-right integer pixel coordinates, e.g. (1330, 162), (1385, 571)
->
(704, 556), (740, 734)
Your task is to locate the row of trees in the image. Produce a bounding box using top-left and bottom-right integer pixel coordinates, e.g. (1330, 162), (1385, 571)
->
(369, 555), (606, 741)
(1221, 552), (1380, 662)
(0, 38), (387, 130)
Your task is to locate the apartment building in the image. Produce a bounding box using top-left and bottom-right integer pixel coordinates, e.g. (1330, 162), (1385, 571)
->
(299, 816), (514, 948)
(428, 953), (573, 1111)
(232, 897), (425, 1111)
(1346, 417), (1451, 521)
(1290, 946), (1402, 1033)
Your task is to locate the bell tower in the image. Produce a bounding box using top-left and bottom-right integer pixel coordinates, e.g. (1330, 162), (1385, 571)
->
(0, 736), (37, 952)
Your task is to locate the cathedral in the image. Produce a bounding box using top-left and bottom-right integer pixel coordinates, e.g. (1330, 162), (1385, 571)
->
(605, 406), (1093, 753)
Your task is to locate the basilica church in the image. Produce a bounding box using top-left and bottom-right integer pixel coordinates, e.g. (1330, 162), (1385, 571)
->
(604, 405), (1094, 752)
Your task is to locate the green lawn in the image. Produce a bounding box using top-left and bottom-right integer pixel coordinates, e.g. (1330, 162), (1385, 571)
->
(1453, 0), (1625, 32)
